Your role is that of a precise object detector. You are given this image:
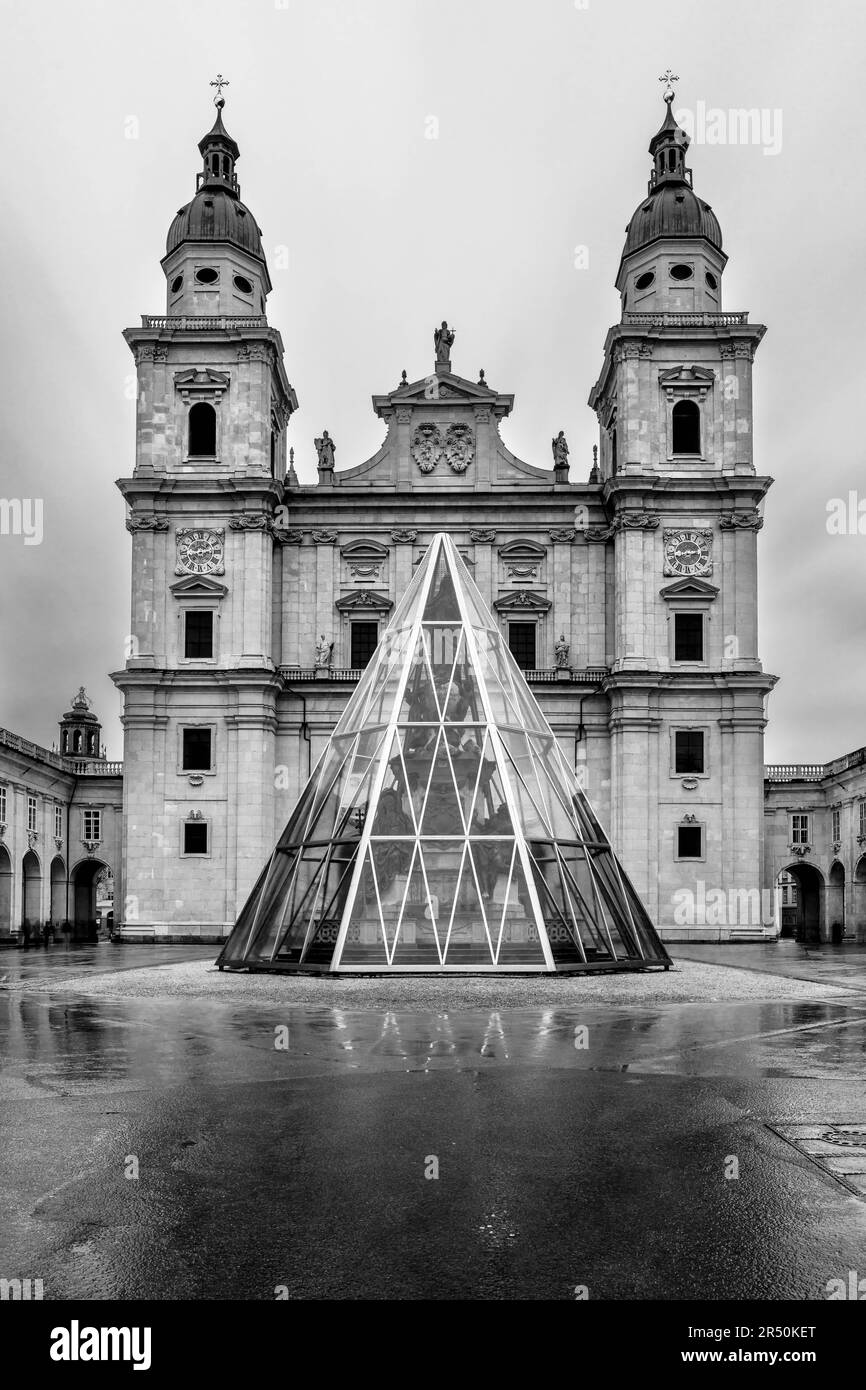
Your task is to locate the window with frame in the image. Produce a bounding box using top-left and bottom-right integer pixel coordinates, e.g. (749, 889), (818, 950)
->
(0, 785), (6, 823)
(791, 813), (810, 846)
(674, 612), (704, 662)
(183, 820), (209, 855)
(674, 730), (705, 775)
(54, 804), (63, 839)
(832, 808), (841, 843)
(508, 622), (536, 671)
(188, 402), (216, 456)
(182, 727), (213, 772)
(350, 621), (379, 670)
(860, 801), (866, 837)
(677, 824), (703, 859)
(671, 398), (701, 454)
(27, 795), (38, 831)
(83, 809), (101, 841)
(184, 610), (214, 660)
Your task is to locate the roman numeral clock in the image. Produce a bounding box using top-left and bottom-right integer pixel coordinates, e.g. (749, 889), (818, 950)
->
(662, 529), (713, 577)
(175, 528), (226, 576)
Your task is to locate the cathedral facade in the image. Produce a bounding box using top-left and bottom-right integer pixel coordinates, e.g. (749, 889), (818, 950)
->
(112, 89), (775, 944)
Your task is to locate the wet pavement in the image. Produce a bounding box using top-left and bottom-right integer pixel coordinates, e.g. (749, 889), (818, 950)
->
(3, 943), (866, 1299)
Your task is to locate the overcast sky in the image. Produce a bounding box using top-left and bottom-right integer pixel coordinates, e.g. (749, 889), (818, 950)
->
(0, 0), (863, 761)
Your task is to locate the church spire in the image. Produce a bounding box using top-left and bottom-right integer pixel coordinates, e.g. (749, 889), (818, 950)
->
(197, 76), (241, 197)
(648, 70), (691, 192)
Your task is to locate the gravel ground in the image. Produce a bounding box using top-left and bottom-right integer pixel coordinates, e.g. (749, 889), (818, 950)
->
(9, 956), (857, 1009)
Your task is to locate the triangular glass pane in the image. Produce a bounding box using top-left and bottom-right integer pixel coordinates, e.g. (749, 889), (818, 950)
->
(492, 851), (546, 966)
(430, 843), (494, 966)
(399, 634), (439, 727)
(337, 849), (390, 966)
(423, 547), (461, 620)
(423, 623), (463, 716)
(418, 730), (465, 837)
(498, 731), (551, 837)
(390, 845), (441, 966)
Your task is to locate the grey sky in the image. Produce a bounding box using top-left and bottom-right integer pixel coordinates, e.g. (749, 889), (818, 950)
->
(0, 0), (862, 762)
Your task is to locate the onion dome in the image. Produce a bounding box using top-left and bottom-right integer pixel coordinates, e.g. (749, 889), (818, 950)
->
(166, 98), (265, 262)
(621, 89), (722, 260)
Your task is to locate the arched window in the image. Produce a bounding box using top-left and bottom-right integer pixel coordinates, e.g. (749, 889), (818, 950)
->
(189, 402), (217, 456)
(672, 399), (701, 455)
(62, 731), (68, 753)
(88, 733), (96, 754)
(222, 155), (229, 178)
(611, 428), (618, 476)
(73, 731), (82, 753)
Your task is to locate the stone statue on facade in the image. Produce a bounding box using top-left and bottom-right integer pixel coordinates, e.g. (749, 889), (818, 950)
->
(554, 634), (570, 669)
(434, 321), (456, 366)
(552, 430), (570, 473)
(314, 634), (334, 669)
(314, 431), (336, 472)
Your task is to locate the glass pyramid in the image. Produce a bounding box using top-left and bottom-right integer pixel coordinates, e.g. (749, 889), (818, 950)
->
(217, 534), (672, 974)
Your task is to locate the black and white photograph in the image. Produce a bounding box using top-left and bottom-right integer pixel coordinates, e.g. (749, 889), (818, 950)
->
(0, 0), (864, 1363)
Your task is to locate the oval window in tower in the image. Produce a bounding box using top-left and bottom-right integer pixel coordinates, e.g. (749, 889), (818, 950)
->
(670, 264), (694, 281)
(170, 274), (183, 294)
(705, 271), (718, 290)
(195, 267), (219, 285)
(233, 274), (253, 295)
(635, 271), (655, 291)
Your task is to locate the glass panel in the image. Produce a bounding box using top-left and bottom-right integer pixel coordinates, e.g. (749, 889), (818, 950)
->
(337, 850), (390, 966)
(526, 842), (586, 966)
(427, 843), (494, 966)
(423, 623), (462, 716)
(390, 845), (441, 966)
(399, 635), (438, 727)
(557, 844), (619, 960)
(467, 733), (512, 837)
(493, 854), (547, 966)
(423, 547), (461, 620)
(499, 730), (551, 837)
(418, 731), (465, 837)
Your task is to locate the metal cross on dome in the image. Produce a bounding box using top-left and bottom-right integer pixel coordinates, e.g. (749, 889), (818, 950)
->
(658, 69), (679, 101)
(210, 73), (230, 104)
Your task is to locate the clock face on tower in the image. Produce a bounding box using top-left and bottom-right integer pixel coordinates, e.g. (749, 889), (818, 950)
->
(175, 528), (225, 576)
(663, 529), (713, 577)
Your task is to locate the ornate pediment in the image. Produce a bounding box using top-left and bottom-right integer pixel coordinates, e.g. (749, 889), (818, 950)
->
(169, 575), (228, 599)
(658, 365), (715, 400)
(498, 539), (547, 582)
(658, 577), (719, 602)
(372, 372), (515, 426)
(340, 539), (389, 583)
(174, 368), (231, 402)
(334, 589), (394, 613)
(493, 589), (552, 614)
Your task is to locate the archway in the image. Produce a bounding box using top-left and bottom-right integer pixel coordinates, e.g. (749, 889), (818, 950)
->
(827, 861), (846, 943)
(0, 844), (12, 938)
(776, 863), (824, 944)
(853, 857), (866, 943)
(70, 858), (109, 939)
(21, 850), (42, 931)
(49, 855), (67, 926)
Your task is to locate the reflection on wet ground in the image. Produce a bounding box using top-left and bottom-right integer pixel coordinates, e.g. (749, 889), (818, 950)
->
(3, 943), (866, 1299)
(3, 991), (866, 1094)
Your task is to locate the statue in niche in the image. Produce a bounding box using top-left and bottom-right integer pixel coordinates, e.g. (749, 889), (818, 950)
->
(554, 634), (570, 669)
(314, 634), (334, 669)
(552, 430), (570, 472)
(434, 321), (456, 365)
(314, 431), (336, 472)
